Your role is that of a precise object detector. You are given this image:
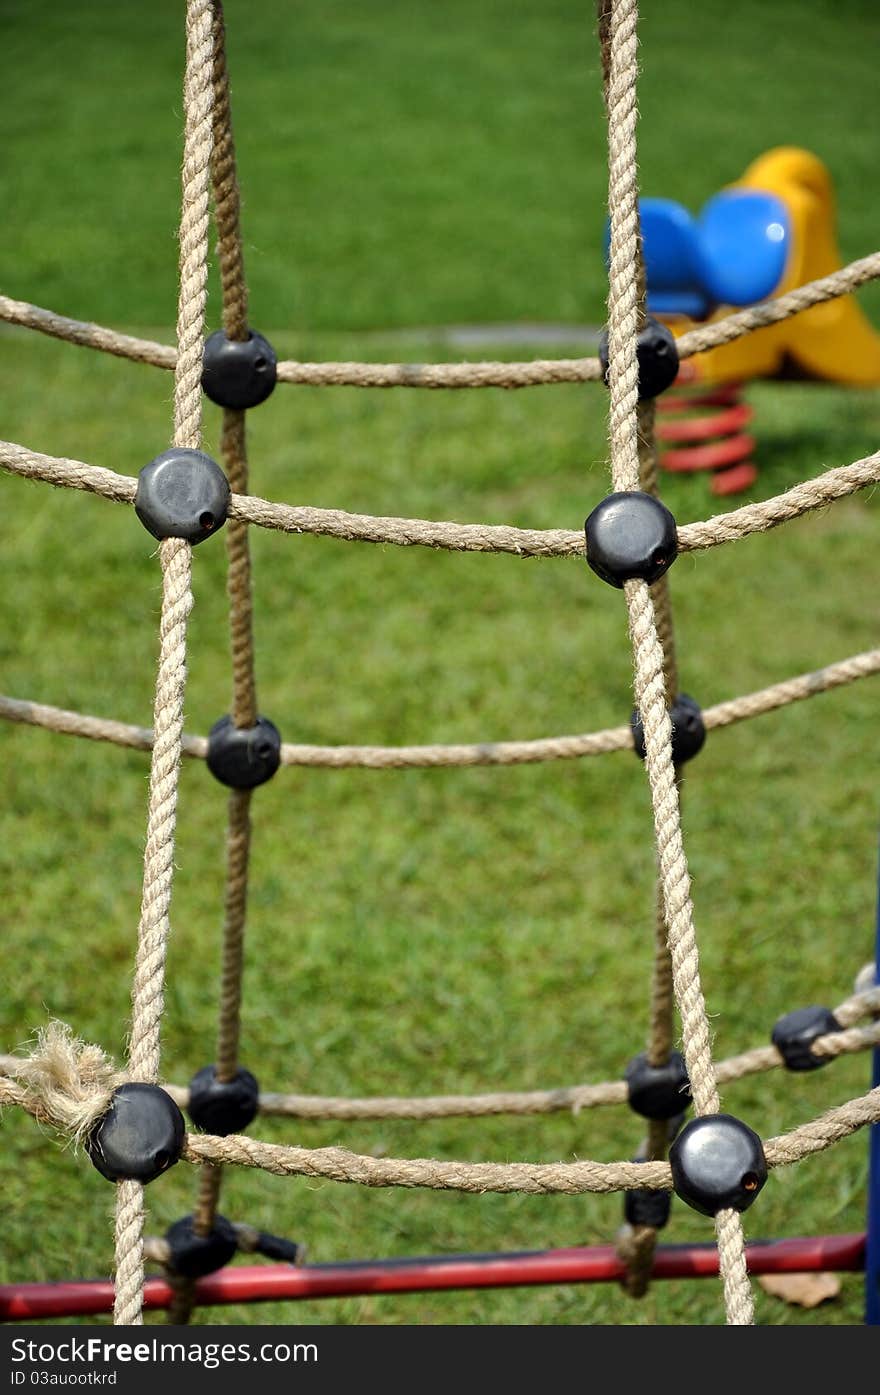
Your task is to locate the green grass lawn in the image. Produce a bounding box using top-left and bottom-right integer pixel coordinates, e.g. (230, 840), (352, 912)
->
(2, 0), (880, 1328)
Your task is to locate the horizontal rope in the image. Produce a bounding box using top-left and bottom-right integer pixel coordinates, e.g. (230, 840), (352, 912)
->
(0, 295), (177, 370)
(162, 1014), (880, 1123)
(162, 1079), (628, 1120)
(175, 988), (880, 1123)
(3, 439), (879, 563)
(181, 1084), (880, 1191)
(675, 251), (880, 358)
(679, 450), (880, 552)
(2, 646), (879, 772)
(3, 249), (879, 389)
(4, 989), (876, 1126)
(0, 1024), (122, 1141)
(4, 1064), (873, 1193)
(275, 357), (605, 389)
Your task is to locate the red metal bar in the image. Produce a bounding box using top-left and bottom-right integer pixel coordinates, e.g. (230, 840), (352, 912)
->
(0, 1234), (865, 1320)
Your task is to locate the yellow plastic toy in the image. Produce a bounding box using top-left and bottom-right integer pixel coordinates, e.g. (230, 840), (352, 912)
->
(686, 147), (880, 386)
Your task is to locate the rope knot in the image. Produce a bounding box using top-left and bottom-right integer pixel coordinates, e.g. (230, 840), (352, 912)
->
(3, 1021), (124, 1143)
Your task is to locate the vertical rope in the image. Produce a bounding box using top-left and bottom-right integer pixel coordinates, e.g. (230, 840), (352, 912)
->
(222, 412), (258, 728)
(112, 0), (214, 1327)
(604, 0), (641, 494)
(211, 0), (248, 345)
(214, 788), (253, 1077)
(602, 0), (678, 1299)
(622, 587), (716, 1102)
(126, 537), (195, 1085)
(173, 6), (215, 454)
(716, 1208), (755, 1325)
(170, 3), (260, 1324)
(209, 0), (259, 1101)
(646, 875), (676, 1068)
(602, 0), (753, 1324)
(112, 1181), (146, 1327)
(625, 577), (754, 1323)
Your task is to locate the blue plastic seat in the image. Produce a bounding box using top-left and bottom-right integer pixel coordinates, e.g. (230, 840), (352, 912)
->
(604, 189), (791, 319)
(603, 199), (713, 319)
(639, 198), (711, 318)
(695, 189), (789, 307)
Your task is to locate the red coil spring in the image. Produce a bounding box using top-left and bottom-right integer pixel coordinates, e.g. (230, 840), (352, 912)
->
(656, 380), (757, 496)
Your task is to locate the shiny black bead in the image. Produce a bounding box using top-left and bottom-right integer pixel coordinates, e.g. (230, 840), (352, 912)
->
(598, 317), (680, 400)
(135, 449), (230, 545)
(669, 1113), (767, 1216)
(625, 1050), (691, 1120)
(631, 693), (706, 766)
(624, 1186), (672, 1230)
(584, 492), (678, 588)
(86, 1083), (185, 1184)
(206, 716), (282, 790)
(202, 329), (278, 410)
(771, 1005), (841, 1071)
(165, 1213), (239, 1278)
(187, 1065), (259, 1135)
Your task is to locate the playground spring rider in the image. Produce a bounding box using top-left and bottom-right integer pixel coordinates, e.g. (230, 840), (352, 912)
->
(633, 147), (880, 495)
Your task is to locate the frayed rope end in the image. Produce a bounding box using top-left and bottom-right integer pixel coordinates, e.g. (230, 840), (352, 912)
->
(3, 1020), (124, 1144)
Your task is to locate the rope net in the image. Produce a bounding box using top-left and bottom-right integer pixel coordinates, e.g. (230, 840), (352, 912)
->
(2, 0), (880, 1327)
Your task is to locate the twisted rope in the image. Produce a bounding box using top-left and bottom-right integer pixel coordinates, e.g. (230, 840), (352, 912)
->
(625, 581), (717, 1113)
(210, 2), (248, 347)
(171, 9), (258, 1304)
(3, 0), (877, 1330)
(5, 253), (878, 388)
(604, 0), (641, 496)
(4, 645), (880, 770)
(179, 1084), (880, 1188)
(223, 416), (258, 730)
(113, 0), (213, 1328)
(5, 989), (876, 1126)
(185, 4), (262, 1281)
(600, 0), (674, 1299)
(5, 1054), (877, 1191)
(676, 252), (880, 357)
(602, 0), (752, 1322)
(5, 437), (878, 559)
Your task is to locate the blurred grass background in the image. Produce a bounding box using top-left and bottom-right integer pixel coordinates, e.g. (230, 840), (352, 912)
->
(1, 0), (879, 1326)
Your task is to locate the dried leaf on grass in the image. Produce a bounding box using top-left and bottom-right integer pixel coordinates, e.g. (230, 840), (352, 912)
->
(758, 1272), (841, 1308)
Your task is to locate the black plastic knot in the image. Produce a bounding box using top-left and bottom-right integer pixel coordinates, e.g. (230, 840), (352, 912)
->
(202, 329), (278, 410)
(584, 492), (678, 588)
(87, 1083), (185, 1184)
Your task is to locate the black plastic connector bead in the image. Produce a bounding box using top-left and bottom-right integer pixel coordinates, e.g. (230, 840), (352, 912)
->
(187, 1065), (259, 1136)
(624, 1186), (672, 1230)
(202, 329), (278, 410)
(598, 317), (680, 400)
(631, 693), (706, 766)
(625, 1051), (691, 1120)
(165, 1213), (239, 1278)
(86, 1083), (185, 1184)
(771, 1005), (841, 1071)
(251, 1232), (302, 1264)
(135, 449), (230, 545)
(669, 1113), (767, 1216)
(622, 1120), (682, 1229)
(584, 492), (678, 588)
(206, 716), (282, 790)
